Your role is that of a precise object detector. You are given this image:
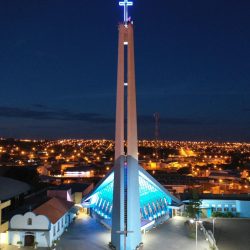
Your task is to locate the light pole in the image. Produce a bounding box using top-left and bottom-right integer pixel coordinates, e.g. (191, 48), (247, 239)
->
(190, 219), (202, 250)
(212, 218), (216, 241)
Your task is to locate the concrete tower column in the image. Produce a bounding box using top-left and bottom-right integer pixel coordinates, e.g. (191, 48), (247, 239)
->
(127, 24), (138, 160)
(115, 24), (125, 161)
(112, 24), (126, 249)
(112, 22), (141, 250)
(126, 23), (141, 249)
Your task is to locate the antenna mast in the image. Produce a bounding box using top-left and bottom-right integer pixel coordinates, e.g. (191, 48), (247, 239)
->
(154, 113), (160, 160)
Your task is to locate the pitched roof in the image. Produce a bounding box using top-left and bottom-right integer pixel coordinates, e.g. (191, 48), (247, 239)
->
(33, 197), (74, 224)
(0, 177), (30, 201)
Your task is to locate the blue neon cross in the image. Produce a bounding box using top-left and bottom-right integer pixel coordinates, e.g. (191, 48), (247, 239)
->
(119, 0), (133, 23)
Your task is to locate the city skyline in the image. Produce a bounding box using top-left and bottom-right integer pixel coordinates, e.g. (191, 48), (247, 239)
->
(0, 0), (250, 141)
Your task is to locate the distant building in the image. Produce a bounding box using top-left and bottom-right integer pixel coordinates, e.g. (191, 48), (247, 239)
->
(48, 183), (94, 206)
(183, 195), (250, 218)
(8, 197), (75, 248)
(0, 177), (30, 201)
(47, 188), (73, 202)
(199, 199), (250, 218)
(63, 166), (95, 178)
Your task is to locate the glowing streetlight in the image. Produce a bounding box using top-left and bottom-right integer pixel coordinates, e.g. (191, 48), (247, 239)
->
(212, 218), (216, 243)
(190, 219), (202, 250)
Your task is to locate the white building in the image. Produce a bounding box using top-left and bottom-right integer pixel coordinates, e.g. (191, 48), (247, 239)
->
(8, 197), (75, 248)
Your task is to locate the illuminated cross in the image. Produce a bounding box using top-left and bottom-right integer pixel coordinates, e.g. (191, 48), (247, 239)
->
(119, 0), (133, 23)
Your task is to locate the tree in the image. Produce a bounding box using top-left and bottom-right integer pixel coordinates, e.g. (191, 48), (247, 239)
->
(185, 189), (202, 219)
(0, 153), (11, 163)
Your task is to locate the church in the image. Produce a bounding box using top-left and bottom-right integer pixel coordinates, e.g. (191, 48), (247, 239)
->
(82, 1), (182, 249)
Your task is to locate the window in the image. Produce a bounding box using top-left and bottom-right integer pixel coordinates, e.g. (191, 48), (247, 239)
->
(217, 205), (222, 212)
(212, 205), (216, 212)
(53, 225), (56, 236)
(224, 205), (229, 212)
(57, 222), (60, 232)
(232, 206), (236, 212)
(27, 218), (32, 225)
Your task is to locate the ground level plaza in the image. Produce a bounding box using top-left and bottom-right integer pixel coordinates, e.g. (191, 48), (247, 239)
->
(2, 213), (250, 250)
(5, 213), (205, 250)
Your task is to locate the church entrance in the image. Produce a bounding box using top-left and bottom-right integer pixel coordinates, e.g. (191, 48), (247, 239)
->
(24, 233), (35, 246)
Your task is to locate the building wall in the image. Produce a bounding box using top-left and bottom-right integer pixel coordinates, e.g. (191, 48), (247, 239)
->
(10, 212), (49, 230)
(8, 211), (75, 247)
(47, 189), (73, 202)
(236, 200), (250, 217)
(200, 199), (250, 218)
(47, 212), (74, 247)
(0, 231), (9, 245)
(73, 192), (82, 204)
(8, 230), (50, 247)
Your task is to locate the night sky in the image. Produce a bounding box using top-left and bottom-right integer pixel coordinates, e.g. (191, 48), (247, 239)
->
(0, 0), (249, 141)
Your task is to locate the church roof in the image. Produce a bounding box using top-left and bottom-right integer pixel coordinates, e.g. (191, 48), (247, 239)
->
(82, 165), (182, 221)
(33, 197), (74, 224)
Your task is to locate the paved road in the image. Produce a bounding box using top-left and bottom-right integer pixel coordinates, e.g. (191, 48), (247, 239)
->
(203, 218), (250, 250)
(57, 214), (209, 250)
(57, 214), (110, 250)
(142, 217), (209, 250)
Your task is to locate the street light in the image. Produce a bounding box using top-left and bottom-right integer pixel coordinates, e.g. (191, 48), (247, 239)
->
(190, 219), (202, 250)
(212, 218), (216, 242)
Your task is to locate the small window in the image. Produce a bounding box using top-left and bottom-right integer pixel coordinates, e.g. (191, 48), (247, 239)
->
(27, 218), (32, 225)
(217, 207), (222, 212)
(53, 226), (56, 236)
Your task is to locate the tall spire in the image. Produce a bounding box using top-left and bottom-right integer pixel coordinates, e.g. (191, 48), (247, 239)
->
(82, 3), (182, 250)
(119, 0), (133, 23)
(112, 1), (141, 249)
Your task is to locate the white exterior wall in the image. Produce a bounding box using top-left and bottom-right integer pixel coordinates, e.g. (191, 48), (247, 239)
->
(0, 231), (9, 245)
(10, 212), (49, 230)
(8, 231), (23, 246)
(201, 199), (250, 218)
(201, 199), (237, 212)
(8, 230), (51, 247)
(8, 211), (75, 247)
(50, 213), (73, 246)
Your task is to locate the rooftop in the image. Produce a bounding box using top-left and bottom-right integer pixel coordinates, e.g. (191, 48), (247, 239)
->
(33, 197), (74, 224)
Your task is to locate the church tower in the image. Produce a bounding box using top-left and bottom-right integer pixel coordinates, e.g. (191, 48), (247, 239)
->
(82, 2), (182, 250)
(111, 1), (142, 249)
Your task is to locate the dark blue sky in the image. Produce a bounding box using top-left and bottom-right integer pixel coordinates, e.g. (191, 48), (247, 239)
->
(0, 0), (249, 141)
